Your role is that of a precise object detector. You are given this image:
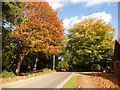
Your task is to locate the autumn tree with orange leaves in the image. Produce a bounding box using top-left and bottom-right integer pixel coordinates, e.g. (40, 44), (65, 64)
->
(13, 2), (64, 75)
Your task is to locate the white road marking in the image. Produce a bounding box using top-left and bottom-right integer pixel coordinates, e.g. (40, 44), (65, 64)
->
(56, 72), (82, 88)
(57, 72), (75, 88)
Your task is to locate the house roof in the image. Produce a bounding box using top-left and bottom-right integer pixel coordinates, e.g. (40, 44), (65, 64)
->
(117, 38), (120, 45)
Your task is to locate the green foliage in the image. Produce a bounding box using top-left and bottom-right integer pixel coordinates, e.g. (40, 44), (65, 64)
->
(67, 18), (115, 71)
(91, 64), (101, 71)
(57, 60), (69, 71)
(58, 35), (72, 71)
(2, 2), (24, 72)
(2, 27), (19, 71)
(2, 2), (24, 25)
(2, 70), (15, 78)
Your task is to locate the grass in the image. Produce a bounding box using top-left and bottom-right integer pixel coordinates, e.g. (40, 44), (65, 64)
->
(29, 70), (56, 76)
(2, 70), (15, 78)
(2, 70), (56, 83)
(2, 68), (54, 78)
(62, 75), (77, 89)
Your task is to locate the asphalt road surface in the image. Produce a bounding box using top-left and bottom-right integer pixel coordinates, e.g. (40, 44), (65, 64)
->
(2, 72), (72, 88)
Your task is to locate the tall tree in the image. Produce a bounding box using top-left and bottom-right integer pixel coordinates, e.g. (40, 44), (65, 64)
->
(2, 2), (24, 72)
(13, 2), (64, 75)
(58, 35), (72, 70)
(67, 18), (115, 71)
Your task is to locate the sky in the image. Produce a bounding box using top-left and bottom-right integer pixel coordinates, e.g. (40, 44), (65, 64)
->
(47, 0), (119, 38)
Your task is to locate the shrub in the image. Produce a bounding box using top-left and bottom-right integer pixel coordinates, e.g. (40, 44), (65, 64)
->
(103, 66), (113, 73)
(91, 64), (101, 71)
(2, 70), (15, 78)
(56, 60), (69, 71)
(41, 68), (51, 72)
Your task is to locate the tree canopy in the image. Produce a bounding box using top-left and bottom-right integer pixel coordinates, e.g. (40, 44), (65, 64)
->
(2, 2), (64, 75)
(2, 2), (116, 75)
(13, 2), (64, 55)
(67, 18), (115, 71)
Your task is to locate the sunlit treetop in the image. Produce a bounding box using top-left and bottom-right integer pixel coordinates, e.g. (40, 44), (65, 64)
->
(13, 2), (64, 55)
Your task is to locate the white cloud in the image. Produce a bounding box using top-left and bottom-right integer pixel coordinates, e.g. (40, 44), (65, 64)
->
(85, 0), (104, 7)
(47, 0), (119, 10)
(85, 0), (119, 7)
(69, 0), (84, 3)
(63, 11), (112, 29)
(81, 11), (112, 23)
(47, 0), (66, 10)
(63, 16), (81, 29)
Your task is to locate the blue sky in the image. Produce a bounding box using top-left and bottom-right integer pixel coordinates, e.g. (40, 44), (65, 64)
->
(47, 1), (119, 37)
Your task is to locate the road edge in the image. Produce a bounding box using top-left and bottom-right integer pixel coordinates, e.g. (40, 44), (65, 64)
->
(57, 72), (75, 88)
(2, 71), (56, 88)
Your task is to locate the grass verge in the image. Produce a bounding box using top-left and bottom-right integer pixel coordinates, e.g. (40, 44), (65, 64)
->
(2, 70), (56, 83)
(62, 75), (77, 88)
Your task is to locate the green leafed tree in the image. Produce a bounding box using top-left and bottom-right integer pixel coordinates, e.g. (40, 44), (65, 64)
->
(2, 2), (24, 25)
(67, 18), (115, 71)
(2, 27), (18, 71)
(2, 2), (24, 72)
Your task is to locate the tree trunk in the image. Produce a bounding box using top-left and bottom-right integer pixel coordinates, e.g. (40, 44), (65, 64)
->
(15, 52), (28, 75)
(33, 56), (39, 72)
(53, 55), (55, 70)
(27, 64), (31, 73)
(15, 54), (24, 75)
